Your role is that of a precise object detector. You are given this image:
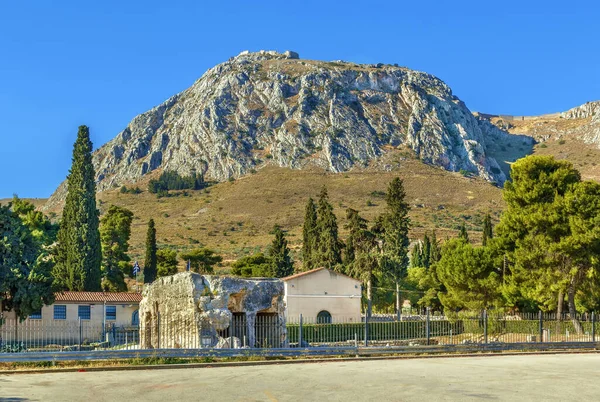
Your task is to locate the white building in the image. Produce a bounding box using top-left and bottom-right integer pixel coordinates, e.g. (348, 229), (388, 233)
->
(282, 268), (362, 323)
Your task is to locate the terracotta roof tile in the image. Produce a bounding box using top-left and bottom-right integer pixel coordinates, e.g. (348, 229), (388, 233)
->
(54, 292), (143, 303)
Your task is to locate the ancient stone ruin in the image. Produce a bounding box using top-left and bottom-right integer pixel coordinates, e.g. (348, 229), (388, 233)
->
(139, 272), (286, 349)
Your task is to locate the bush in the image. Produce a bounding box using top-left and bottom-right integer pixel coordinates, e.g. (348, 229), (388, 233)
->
(148, 171), (206, 194)
(558, 139), (566, 145)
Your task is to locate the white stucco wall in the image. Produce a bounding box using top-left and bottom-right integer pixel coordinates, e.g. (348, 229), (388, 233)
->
(284, 269), (362, 323)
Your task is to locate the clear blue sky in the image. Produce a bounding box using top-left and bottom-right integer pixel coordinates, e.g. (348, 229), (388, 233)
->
(1, 0), (599, 198)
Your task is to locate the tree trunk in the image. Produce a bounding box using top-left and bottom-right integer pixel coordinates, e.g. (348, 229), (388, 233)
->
(367, 277), (372, 318)
(557, 289), (564, 320)
(396, 281), (401, 320)
(568, 286), (583, 334)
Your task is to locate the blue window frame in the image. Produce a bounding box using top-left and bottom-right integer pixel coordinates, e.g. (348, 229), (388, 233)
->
(29, 309), (42, 319)
(105, 306), (117, 321)
(78, 305), (91, 320)
(54, 305), (67, 320)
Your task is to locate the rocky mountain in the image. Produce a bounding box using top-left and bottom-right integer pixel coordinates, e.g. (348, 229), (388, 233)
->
(47, 50), (532, 207)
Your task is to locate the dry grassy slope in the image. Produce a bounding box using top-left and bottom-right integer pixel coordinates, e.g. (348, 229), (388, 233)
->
(81, 149), (504, 272)
(501, 116), (600, 181)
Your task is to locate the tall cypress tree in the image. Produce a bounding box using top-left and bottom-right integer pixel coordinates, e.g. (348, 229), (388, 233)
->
(54, 125), (101, 291)
(302, 198), (318, 270)
(379, 178), (411, 316)
(482, 214), (493, 246)
(422, 233), (431, 268)
(269, 225), (294, 277)
(144, 219), (157, 283)
(315, 187), (342, 270)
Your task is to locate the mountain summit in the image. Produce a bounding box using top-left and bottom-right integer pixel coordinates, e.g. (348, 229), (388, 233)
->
(48, 50), (529, 206)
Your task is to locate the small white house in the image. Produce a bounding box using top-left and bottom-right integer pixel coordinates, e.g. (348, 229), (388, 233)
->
(282, 268), (362, 323)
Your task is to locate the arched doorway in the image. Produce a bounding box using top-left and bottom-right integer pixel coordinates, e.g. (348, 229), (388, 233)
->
(132, 309), (139, 326)
(317, 310), (332, 324)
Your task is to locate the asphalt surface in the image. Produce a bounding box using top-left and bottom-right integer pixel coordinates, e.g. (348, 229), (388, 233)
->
(1, 353), (600, 401)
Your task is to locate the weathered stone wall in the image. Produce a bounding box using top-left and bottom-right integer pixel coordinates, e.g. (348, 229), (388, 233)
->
(139, 272), (286, 348)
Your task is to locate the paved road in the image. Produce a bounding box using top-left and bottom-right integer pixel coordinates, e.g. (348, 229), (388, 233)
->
(1, 353), (600, 401)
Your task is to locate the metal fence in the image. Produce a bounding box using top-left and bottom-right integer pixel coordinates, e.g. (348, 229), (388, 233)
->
(1, 311), (598, 354)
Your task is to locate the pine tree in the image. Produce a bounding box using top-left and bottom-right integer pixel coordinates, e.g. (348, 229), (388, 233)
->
(100, 205), (133, 291)
(54, 125), (101, 291)
(315, 187), (342, 270)
(269, 225), (294, 277)
(379, 178), (411, 316)
(482, 214), (493, 246)
(458, 223), (469, 243)
(144, 219), (157, 283)
(302, 198), (318, 270)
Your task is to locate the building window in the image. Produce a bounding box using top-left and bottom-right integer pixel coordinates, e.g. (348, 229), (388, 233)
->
(105, 306), (117, 321)
(132, 310), (139, 326)
(78, 305), (91, 320)
(317, 310), (332, 324)
(29, 309), (42, 320)
(54, 305), (67, 320)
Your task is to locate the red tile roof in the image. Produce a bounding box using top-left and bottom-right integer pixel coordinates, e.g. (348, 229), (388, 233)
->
(54, 292), (143, 303)
(282, 267), (361, 283)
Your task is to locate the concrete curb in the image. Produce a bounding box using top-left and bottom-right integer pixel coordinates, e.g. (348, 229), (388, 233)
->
(1, 349), (599, 375)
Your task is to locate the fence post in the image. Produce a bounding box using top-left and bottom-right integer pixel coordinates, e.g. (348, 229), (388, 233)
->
(229, 314), (233, 349)
(483, 310), (488, 344)
(426, 308), (430, 346)
(298, 314), (303, 348)
(364, 313), (369, 347)
(538, 310), (543, 343)
(592, 312), (596, 343)
(78, 317), (82, 351)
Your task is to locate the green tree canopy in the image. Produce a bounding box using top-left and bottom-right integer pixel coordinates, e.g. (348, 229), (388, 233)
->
(314, 187), (342, 270)
(231, 253), (272, 277)
(0, 204), (54, 321)
(180, 248), (223, 274)
(269, 225), (294, 277)
(99, 205), (133, 291)
(435, 238), (503, 311)
(482, 214), (493, 246)
(495, 156), (600, 332)
(53, 125), (101, 291)
(157, 248), (178, 278)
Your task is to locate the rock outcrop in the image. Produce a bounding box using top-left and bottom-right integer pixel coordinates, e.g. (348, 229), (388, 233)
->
(47, 50), (524, 207)
(139, 272), (285, 349)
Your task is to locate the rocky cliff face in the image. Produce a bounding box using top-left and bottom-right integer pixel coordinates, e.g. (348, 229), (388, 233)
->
(47, 50), (523, 206)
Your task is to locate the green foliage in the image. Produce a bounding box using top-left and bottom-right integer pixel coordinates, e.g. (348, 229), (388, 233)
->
(11, 196), (58, 247)
(314, 187), (342, 270)
(435, 239), (503, 311)
(54, 126), (102, 291)
(180, 248), (223, 274)
(269, 225), (294, 277)
(0, 204), (54, 320)
(231, 253), (272, 277)
(495, 155), (598, 318)
(143, 219), (157, 283)
(458, 223), (469, 243)
(482, 214), (493, 246)
(99, 205), (133, 291)
(379, 178), (411, 283)
(301, 198), (318, 270)
(148, 171), (205, 194)
(156, 248), (178, 278)
(119, 186), (142, 195)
